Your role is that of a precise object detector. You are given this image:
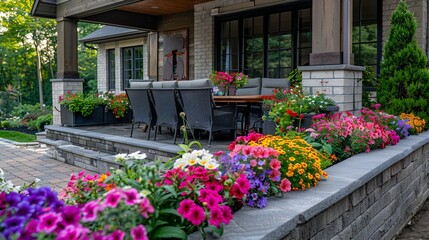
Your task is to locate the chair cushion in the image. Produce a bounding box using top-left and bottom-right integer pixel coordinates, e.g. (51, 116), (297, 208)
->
(177, 79), (214, 88)
(162, 81), (178, 88)
(236, 78), (261, 95)
(129, 81), (152, 88)
(260, 78), (290, 95)
(152, 82), (164, 88)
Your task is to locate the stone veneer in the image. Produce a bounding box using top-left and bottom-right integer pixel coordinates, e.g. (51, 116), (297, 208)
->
(190, 131), (429, 239)
(51, 79), (84, 125)
(299, 65), (365, 113)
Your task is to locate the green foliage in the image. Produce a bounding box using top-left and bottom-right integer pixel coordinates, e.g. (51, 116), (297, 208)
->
(361, 65), (378, 108)
(0, 130), (36, 142)
(11, 103), (42, 118)
(287, 68), (302, 90)
(28, 114), (52, 131)
(1, 117), (21, 128)
(378, 0), (429, 121)
(0, 85), (19, 119)
(59, 92), (107, 117)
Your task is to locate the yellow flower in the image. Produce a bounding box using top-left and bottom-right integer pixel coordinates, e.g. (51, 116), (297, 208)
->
(289, 156), (296, 162)
(298, 169), (305, 175)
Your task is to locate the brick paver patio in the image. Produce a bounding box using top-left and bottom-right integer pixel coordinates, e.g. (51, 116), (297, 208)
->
(0, 140), (94, 192)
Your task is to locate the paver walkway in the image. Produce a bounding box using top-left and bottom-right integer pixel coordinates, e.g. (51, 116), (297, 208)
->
(0, 140), (94, 192)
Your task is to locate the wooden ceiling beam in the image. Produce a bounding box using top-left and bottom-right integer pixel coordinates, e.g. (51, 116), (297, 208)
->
(81, 10), (158, 31)
(57, 0), (143, 18)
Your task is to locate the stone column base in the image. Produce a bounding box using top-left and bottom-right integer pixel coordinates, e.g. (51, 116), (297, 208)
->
(51, 78), (84, 125)
(298, 65), (365, 113)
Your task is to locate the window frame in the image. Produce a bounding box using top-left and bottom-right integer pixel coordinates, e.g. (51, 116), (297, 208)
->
(121, 46), (144, 90)
(214, 1), (312, 78)
(107, 49), (115, 91)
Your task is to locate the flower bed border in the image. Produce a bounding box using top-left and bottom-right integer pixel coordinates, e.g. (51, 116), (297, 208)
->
(190, 132), (429, 239)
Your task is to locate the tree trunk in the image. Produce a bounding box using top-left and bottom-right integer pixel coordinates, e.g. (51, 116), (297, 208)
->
(35, 44), (44, 110)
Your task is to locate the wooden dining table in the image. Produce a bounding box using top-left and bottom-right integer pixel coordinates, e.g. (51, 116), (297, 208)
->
(213, 95), (266, 134)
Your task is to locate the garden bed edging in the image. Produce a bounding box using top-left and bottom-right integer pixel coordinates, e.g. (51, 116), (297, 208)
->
(191, 132), (429, 239)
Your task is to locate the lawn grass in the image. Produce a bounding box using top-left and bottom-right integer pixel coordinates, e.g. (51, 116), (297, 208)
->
(0, 130), (37, 142)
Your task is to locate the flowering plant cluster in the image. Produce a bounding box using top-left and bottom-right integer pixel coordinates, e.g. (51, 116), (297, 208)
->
(262, 88), (337, 134)
(0, 187), (64, 239)
(209, 71), (248, 88)
(218, 144), (292, 208)
(0, 168), (21, 193)
(59, 170), (114, 204)
(59, 92), (106, 117)
(105, 93), (130, 119)
(236, 133), (330, 191)
(307, 107), (408, 161)
(167, 149), (250, 236)
(400, 113), (426, 134)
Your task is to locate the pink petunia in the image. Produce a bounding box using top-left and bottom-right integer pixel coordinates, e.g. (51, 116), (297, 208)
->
(204, 194), (222, 209)
(140, 198), (155, 218)
(123, 188), (139, 205)
(104, 190), (122, 208)
(110, 229), (126, 240)
(249, 160), (257, 167)
(56, 225), (90, 240)
(221, 205), (233, 224)
(37, 212), (62, 234)
(236, 175), (251, 194)
(269, 159), (281, 170)
(130, 225), (149, 240)
(186, 205), (206, 226)
(230, 184), (244, 199)
(177, 199), (195, 218)
(82, 200), (101, 222)
(61, 205), (81, 226)
(280, 178), (292, 192)
(204, 181), (224, 192)
(208, 206), (224, 228)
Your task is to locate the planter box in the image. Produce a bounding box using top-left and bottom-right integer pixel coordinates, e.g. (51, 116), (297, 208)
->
(262, 119), (277, 135)
(293, 113), (315, 129)
(60, 105), (105, 127)
(104, 110), (132, 124)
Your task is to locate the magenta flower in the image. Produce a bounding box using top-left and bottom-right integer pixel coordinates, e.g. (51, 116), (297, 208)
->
(130, 225), (148, 240)
(204, 181), (223, 192)
(269, 159), (281, 170)
(204, 194), (222, 209)
(280, 178), (292, 192)
(104, 190), (122, 208)
(177, 199), (195, 218)
(185, 205), (206, 226)
(140, 198), (155, 218)
(61, 205), (81, 226)
(208, 206), (224, 228)
(56, 224), (90, 240)
(236, 175), (251, 194)
(37, 212), (62, 233)
(221, 205), (233, 224)
(110, 229), (126, 240)
(82, 200), (101, 222)
(123, 188), (139, 205)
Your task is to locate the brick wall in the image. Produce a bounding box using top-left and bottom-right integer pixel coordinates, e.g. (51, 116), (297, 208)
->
(51, 79), (83, 125)
(96, 39), (147, 93)
(383, 0), (428, 53)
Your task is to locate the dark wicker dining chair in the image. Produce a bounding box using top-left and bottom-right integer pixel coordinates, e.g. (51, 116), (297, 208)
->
(125, 88), (156, 139)
(150, 88), (180, 144)
(177, 87), (237, 147)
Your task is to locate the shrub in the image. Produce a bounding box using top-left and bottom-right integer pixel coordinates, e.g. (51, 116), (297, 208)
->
(0, 85), (19, 120)
(59, 92), (107, 117)
(11, 104), (42, 118)
(1, 117), (21, 129)
(378, 0), (429, 123)
(27, 114), (53, 131)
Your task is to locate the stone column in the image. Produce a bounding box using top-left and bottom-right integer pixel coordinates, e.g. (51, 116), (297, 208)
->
(52, 18), (84, 125)
(310, 0), (342, 65)
(302, 0), (363, 113)
(299, 65), (364, 112)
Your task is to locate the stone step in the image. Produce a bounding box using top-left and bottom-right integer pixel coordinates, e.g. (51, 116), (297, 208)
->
(39, 138), (122, 173)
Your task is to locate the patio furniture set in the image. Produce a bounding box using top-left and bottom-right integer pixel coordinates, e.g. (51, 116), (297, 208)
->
(126, 78), (290, 146)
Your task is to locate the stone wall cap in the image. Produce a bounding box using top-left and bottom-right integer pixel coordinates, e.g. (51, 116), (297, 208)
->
(298, 65), (366, 71)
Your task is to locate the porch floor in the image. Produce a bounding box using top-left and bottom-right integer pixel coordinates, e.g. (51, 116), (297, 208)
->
(71, 123), (234, 153)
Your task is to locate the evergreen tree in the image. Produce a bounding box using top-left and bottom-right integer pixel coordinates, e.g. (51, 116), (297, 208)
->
(377, 0), (429, 121)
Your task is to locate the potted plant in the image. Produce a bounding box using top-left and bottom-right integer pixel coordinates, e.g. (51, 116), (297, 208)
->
(209, 71), (248, 96)
(262, 88), (338, 134)
(59, 92), (106, 127)
(104, 93), (132, 124)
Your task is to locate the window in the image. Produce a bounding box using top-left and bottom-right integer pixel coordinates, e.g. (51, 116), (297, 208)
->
(353, 0), (381, 73)
(107, 49), (115, 91)
(122, 46), (143, 90)
(216, 4), (312, 78)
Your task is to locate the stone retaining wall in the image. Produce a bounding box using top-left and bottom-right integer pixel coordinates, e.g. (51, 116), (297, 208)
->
(210, 132), (429, 239)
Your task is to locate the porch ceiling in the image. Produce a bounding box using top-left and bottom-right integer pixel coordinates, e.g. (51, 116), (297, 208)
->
(118, 0), (212, 16)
